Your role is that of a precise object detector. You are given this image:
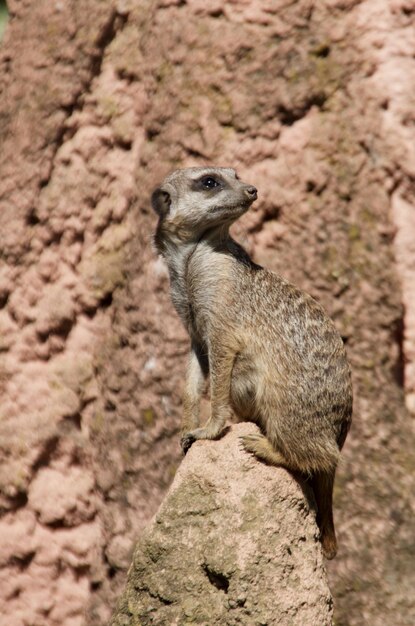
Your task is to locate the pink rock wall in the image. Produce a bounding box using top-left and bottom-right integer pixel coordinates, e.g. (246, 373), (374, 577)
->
(0, 1), (414, 625)
(352, 0), (415, 414)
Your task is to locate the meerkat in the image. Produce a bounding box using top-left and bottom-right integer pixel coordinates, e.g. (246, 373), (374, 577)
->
(151, 166), (352, 559)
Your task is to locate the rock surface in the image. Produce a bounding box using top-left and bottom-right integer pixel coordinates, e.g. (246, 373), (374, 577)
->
(111, 423), (333, 626)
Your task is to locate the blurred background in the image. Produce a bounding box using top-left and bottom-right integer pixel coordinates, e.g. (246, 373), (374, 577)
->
(0, 1), (7, 41)
(0, 1), (414, 625)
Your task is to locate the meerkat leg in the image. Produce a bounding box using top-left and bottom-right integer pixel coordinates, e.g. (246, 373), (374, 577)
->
(312, 470), (338, 559)
(181, 343), (235, 454)
(242, 433), (339, 558)
(182, 346), (208, 434)
(239, 432), (291, 468)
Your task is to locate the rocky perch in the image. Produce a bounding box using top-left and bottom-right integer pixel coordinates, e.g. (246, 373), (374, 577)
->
(110, 423), (333, 626)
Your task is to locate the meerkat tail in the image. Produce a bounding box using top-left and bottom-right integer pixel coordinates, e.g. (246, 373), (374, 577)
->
(312, 470), (337, 560)
(240, 433), (291, 468)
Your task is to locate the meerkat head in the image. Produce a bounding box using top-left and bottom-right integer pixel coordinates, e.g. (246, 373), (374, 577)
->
(151, 167), (257, 247)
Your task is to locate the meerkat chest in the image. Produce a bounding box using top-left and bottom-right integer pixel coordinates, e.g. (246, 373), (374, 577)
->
(164, 246), (214, 340)
(170, 277), (211, 343)
(165, 241), (239, 341)
(186, 248), (235, 337)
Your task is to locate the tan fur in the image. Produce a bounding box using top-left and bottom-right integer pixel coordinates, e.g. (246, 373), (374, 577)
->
(151, 166), (353, 559)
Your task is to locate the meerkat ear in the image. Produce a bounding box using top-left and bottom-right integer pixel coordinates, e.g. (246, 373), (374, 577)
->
(151, 187), (171, 217)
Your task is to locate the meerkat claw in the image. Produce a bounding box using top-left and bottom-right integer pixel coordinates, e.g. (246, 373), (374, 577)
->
(181, 433), (196, 454)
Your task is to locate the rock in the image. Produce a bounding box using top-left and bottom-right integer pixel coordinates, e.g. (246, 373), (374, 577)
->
(28, 467), (96, 526)
(111, 423), (333, 626)
(35, 284), (75, 338)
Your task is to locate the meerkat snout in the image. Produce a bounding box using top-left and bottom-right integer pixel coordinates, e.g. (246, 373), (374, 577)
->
(244, 186), (258, 200)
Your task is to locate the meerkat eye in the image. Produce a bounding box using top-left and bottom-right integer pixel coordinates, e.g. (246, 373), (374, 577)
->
(201, 176), (220, 189)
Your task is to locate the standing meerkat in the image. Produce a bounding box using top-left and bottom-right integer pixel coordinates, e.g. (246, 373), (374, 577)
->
(151, 166), (352, 559)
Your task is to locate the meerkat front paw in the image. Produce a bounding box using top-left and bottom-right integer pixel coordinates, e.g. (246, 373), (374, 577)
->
(181, 432), (197, 454)
(181, 425), (227, 454)
(180, 427), (209, 454)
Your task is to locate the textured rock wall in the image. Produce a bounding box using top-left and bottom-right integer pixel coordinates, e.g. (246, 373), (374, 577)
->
(0, 1), (414, 625)
(111, 423), (333, 626)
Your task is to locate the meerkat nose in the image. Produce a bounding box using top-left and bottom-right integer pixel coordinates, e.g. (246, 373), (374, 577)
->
(245, 186), (258, 200)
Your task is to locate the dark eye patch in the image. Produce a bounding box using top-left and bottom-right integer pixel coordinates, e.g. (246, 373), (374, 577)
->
(201, 176), (219, 189)
(191, 175), (225, 192)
